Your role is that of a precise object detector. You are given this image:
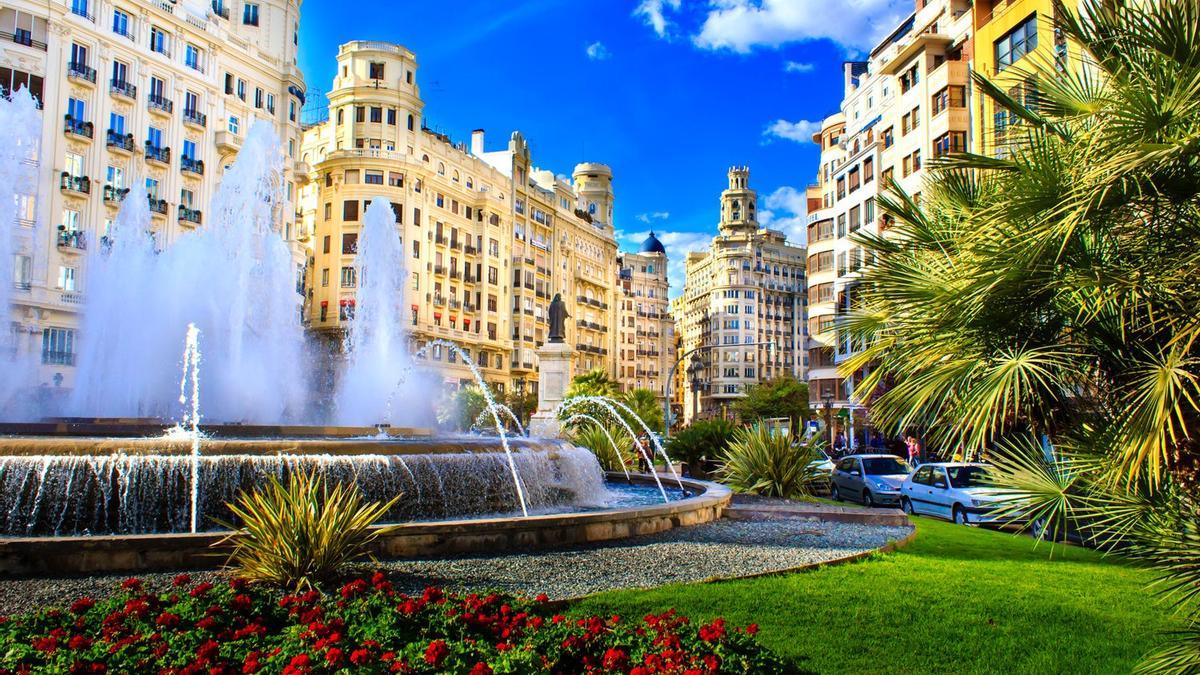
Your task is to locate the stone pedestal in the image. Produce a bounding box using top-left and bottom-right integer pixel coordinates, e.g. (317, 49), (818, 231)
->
(528, 342), (573, 439)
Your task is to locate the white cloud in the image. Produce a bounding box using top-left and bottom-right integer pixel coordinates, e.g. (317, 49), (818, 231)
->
(635, 0), (909, 53)
(623, 229), (713, 297)
(636, 211), (671, 223)
(759, 186), (809, 245)
(783, 60), (814, 73)
(762, 118), (821, 143)
(633, 0), (683, 38)
(586, 41), (611, 61)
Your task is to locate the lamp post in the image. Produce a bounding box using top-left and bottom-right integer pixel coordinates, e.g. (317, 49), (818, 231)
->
(686, 353), (704, 422)
(662, 340), (775, 440)
(822, 392), (835, 455)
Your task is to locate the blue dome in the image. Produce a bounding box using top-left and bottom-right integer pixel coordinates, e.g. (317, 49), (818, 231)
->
(640, 230), (666, 254)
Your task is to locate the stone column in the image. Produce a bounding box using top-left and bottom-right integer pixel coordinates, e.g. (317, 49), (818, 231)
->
(528, 342), (573, 438)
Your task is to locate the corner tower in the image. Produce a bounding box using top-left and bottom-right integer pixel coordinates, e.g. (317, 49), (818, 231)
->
(572, 163), (614, 228)
(719, 166), (758, 235)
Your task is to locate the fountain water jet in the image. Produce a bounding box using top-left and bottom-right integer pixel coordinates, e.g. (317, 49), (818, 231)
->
(560, 396), (683, 489)
(563, 413), (632, 481)
(556, 397), (668, 501)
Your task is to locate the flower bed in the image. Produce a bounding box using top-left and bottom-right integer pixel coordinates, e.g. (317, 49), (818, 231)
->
(0, 574), (795, 674)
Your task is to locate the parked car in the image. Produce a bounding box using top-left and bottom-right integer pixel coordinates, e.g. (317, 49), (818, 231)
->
(809, 446), (835, 474)
(830, 454), (911, 507)
(900, 462), (1008, 525)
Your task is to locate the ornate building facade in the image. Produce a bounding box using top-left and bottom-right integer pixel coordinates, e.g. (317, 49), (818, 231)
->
(298, 40), (621, 397)
(615, 232), (674, 402)
(2, 0), (306, 387)
(675, 167), (807, 425)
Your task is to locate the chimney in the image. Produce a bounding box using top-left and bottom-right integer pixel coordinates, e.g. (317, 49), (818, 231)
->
(471, 129), (485, 156)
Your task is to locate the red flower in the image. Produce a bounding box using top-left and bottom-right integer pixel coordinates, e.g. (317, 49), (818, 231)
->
(424, 639), (449, 667)
(190, 582), (215, 598)
(372, 571), (387, 586)
(173, 573), (192, 587)
(68, 635), (92, 650)
(469, 663), (494, 675)
(120, 578), (141, 592)
(156, 612), (181, 628)
(602, 648), (629, 670)
(195, 616), (218, 631)
(32, 635), (58, 654)
(350, 649), (372, 666)
(630, 668), (650, 675)
(704, 653), (721, 670)
(325, 647), (344, 665)
(535, 593), (549, 603)
(231, 594), (253, 612)
(698, 618), (727, 643)
(70, 597), (96, 614)
(746, 622), (759, 635)
(381, 652), (396, 662)
(230, 577), (250, 592)
(196, 639), (220, 661)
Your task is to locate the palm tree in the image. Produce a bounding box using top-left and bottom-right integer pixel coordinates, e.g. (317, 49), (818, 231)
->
(565, 369), (619, 399)
(620, 388), (664, 433)
(841, 1), (1200, 670)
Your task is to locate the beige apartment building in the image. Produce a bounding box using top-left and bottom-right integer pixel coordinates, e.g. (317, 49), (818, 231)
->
(299, 40), (620, 397)
(2, 0), (305, 386)
(675, 167), (806, 425)
(615, 233), (675, 402)
(806, 0), (973, 447)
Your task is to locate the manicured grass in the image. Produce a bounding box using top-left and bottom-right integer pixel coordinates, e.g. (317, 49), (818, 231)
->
(570, 517), (1177, 674)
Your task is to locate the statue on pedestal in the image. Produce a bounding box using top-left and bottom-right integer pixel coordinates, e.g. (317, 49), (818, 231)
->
(548, 293), (568, 344)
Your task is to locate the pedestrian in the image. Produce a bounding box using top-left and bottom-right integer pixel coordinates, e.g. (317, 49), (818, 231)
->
(635, 434), (651, 473)
(905, 435), (920, 465)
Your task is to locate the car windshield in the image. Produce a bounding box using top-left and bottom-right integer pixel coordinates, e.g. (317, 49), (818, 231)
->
(862, 457), (909, 475)
(947, 465), (991, 488)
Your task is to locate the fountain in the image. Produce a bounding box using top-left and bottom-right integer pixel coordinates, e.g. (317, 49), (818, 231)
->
(0, 98), (730, 575)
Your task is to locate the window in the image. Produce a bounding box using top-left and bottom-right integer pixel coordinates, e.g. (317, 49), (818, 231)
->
(66, 97), (86, 123)
(184, 90), (199, 115)
(341, 233), (358, 254)
(407, 114), (415, 130)
(899, 64), (919, 93)
(242, 2), (259, 25)
(881, 167), (894, 185)
(340, 266), (356, 288)
(355, 106), (364, 123)
(369, 62), (384, 80)
(182, 139), (197, 161)
(112, 9), (131, 38)
(42, 328), (75, 365)
(863, 157), (874, 183)
(386, 108), (396, 125)
(864, 197), (875, 225)
(149, 26), (168, 55)
(224, 73), (234, 95)
(932, 85), (966, 115)
(254, 87), (263, 108)
(228, 115), (239, 134)
(57, 265), (77, 291)
(343, 200), (359, 221)
(881, 126), (894, 149)
(412, 240), (420, 258)
(933, 131), (966, 157)
(185, 44), (201, 71)
(996, 13), (1038, 72)
(388, 172), (403, 187)
(370, 106), (382, 123)
(71, 42), (88, 69)
(365, 170), (383, 185)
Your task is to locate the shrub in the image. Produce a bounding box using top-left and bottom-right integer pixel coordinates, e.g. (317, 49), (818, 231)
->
(719, 424), (827, 499)
(214, 471), (400, 590)
(667, 419), (739, 478)
(0, 576), (796, 674)
(571, 423), (634, 473)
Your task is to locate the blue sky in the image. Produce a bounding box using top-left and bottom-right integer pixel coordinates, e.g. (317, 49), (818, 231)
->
(297, 0), (911, 295)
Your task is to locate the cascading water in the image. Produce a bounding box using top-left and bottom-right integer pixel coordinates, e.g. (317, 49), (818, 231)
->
(0, 88), (43, 420)
(557, 397), (669, 501)
(564, 413), (631, 480)
(0, 442), (614, 536)
(67, 120), (306, 423)
(335, 197), (416, 426)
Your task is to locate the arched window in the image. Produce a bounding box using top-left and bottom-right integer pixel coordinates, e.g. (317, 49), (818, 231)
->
(452, 170), (459, 182)
(407, 114), (414, 131)
(588, 203), (597, 215)
(422, 154), (429, 162)
(336, 108), (343, 125)
(466, 177), (473, 189)
(438, 162), (445, 175)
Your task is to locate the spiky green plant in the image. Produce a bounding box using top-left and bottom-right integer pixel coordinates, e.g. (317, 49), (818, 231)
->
(666, 418), (739, 478)
(719, 424), (827, 499)
(842, 1), (1200, 670)
(571, 422), (634, 473)
(214, 471), (400, 590)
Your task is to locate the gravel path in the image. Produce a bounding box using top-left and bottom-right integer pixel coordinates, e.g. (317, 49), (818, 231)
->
(0, 518), (911, 616)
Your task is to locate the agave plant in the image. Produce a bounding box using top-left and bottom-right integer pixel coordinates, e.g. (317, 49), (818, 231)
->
(571, 422), (634, 473)
(719, 424), (827, 500)
(214, 471), (400, 590)
(842, 1), (1200, 670)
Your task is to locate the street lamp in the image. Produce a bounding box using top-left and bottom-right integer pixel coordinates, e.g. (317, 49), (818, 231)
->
(822, 392), (835, 454)
(662, 340), (775, 440)
(686, 353), (704, 422)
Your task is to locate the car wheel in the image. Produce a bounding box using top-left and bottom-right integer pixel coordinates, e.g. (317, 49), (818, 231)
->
(953, 505), (971, 526)
(863, 490), (875, 508)
(831, 484), (842, 502)
(901, 498), (914, 516)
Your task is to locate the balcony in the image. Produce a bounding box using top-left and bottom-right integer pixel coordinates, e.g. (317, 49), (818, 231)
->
(69, 1), (95, 21)
(181, 157), (205, 176)
(148, 197), (169, 215)
(144, 143), (171, 165)
(59, 172), (90, 195)
(210, 1), (229, 19)
(215, 130), (241, 153)
(178, 207), (202, 224)
(66, 61), (96, 84)
(109, 79), (136, 100)
(463, 244), (478, 256)
(433, 265), (446, 275)
(63, 116), (94, 139)
(106, 130), (135, 153)
(434, 235), (446, 245)
(57, 229), (87, 251)
(147, 94), (174, 115)
(182, 108), (207, 128)
(103, 185), (129, 203)
(4, 29), (47, 51)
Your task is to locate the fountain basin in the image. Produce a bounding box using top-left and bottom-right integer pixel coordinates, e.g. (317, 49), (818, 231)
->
(0, 474), (730, 575)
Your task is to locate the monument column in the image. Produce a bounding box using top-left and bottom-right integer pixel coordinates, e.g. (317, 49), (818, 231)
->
(529, 293), (573, 438)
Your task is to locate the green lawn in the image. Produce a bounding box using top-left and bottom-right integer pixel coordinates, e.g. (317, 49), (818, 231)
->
(570, 517), (1177, 674)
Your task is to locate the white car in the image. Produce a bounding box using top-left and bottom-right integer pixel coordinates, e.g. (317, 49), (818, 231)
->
(900, 462), (1008, 525)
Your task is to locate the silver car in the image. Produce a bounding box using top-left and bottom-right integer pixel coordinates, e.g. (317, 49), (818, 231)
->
(830, 454), (911, 507)
(900, 462), (1007, 525)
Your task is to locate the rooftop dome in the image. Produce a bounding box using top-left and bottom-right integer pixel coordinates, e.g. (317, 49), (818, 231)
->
(640, 231), (666, 255)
